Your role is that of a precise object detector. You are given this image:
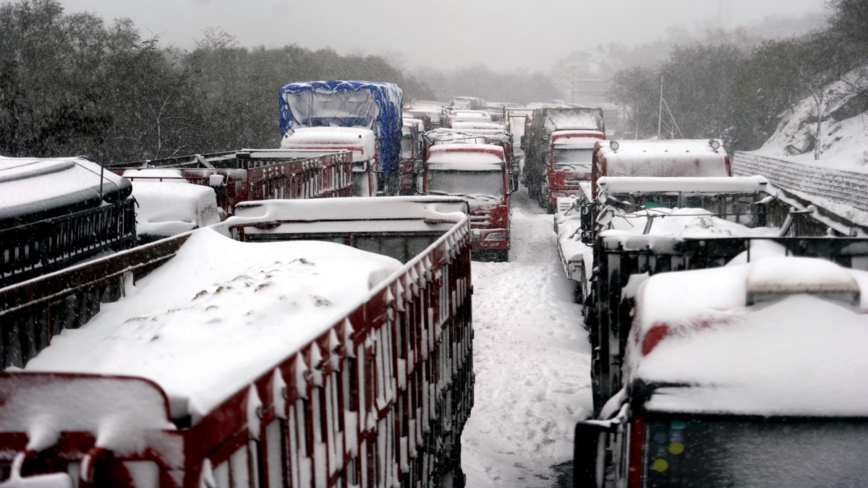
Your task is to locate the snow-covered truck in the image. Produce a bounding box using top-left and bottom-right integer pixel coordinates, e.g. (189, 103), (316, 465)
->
(278, 128), (379, 197)
(399, 118), (425, 196)
(425, 128), (517, 192)
(576, 185), (833, 415)
(421, 143), (514, 262)
(1, 156), (136, 287)
(0, 196), (474, 488)
(522, 107), (605, 207)
(540, 129), (606, 213)
(574, 250), (868, 488)
(279, 80), (404, 195)
(107, 149), (354, 215)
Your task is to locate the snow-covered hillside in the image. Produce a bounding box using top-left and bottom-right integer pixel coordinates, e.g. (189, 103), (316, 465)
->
(758, 67), (868, 171)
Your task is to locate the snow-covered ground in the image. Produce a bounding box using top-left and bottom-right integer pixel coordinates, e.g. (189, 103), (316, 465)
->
(462, 189), (592, 487)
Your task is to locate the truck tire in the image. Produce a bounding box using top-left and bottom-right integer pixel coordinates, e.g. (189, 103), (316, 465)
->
(494, 250), (509, 262)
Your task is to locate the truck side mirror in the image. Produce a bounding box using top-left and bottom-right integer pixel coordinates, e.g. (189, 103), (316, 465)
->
(574, 421), (610, 488)
(507, 172), (517, 194)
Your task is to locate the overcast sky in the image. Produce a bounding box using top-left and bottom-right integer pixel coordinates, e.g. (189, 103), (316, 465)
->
(58, 0), (826, 71)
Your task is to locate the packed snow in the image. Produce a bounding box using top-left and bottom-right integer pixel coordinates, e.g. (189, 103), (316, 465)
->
(25, 229), (402, 423)
(462, 190), (591, 487)
(130, 181), (221, 239)
(627, 256), (868, 416)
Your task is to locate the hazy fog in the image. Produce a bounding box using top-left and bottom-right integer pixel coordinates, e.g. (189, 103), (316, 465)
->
(57, 0), (825, 71)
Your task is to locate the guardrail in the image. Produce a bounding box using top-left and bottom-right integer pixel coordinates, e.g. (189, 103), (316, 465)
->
(733, 152), (868, 217)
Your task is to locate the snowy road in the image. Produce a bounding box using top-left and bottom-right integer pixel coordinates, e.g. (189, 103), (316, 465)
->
(461, 189), (593, 487)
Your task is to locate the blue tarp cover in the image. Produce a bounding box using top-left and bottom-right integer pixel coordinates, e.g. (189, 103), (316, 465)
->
(279, 80), (403, 176)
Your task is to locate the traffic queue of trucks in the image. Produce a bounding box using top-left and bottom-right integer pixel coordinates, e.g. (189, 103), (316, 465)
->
(7, 76), (865, 487)
(553, 137), (868, 487)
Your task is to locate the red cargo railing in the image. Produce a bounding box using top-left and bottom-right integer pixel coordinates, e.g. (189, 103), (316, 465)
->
(0, 197), (473, 488)
(107, 150), (354, 214)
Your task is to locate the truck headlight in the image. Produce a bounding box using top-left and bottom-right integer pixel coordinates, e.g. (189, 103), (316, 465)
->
(484, 232), (506, 241)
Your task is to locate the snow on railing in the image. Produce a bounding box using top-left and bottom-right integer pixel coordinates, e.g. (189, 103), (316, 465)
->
(733, 152), (868, 225)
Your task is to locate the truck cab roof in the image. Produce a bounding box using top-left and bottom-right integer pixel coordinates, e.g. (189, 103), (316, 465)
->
(626, 256), (868, 417)
(280, 127), (376, 162)
(551, 130), (605, 143)
(426, 144), (505, 171)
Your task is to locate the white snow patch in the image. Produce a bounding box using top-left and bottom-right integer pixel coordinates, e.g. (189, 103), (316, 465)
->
(627, 257), (868, 416)
(461, 190), (591, 487)
(131, 181), (220, 238)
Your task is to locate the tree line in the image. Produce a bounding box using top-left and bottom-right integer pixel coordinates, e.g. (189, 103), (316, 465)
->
(608, 0), (868, 155)
(0, 0), (435, 164)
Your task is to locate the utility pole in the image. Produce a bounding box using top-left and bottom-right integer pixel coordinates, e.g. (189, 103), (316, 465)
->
(657, 76), (664, 140)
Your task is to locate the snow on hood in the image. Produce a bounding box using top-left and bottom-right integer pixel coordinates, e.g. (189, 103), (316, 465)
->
(627, 256), (868, 416)
(597, 176), (769, 195)
(131, 181), (221, 238)
(25, 228), (403, 422)
(280, 127), (376, 162)
(601, 207), (779, 241)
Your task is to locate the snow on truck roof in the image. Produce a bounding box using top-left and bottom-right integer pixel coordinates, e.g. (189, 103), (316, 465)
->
(0, 157), (132, 228)
(24, 228), (403, 422)
(280, 127), (376, 162)
(597, 175), (769, 194)
(627, 256), (868, 416)
(596, 139), (729, 178)
(450, 121), (506, 131)
(426, 144), (505, 171)
(551, 130), (605, 143)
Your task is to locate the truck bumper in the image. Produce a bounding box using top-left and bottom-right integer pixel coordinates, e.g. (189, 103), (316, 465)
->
(470, 228), (509, 251)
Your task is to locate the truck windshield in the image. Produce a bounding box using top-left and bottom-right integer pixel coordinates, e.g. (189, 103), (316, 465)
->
(428, 170), (504, 200)
(552, 147), (593, 171)
(643, 418), (868, 487)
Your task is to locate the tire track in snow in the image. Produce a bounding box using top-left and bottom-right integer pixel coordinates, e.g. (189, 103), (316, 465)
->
(462, 190), (592, 487)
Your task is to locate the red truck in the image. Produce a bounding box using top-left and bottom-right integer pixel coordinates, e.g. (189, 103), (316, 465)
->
(522, 107), (604, 209)
(424, 128), (516, 190)
(0, 197), (474, 488)
(106, 149), (354, 214)
(422, 143), (514, 261)
(541, 129), (606, 212)
(574, 247), (868, 487)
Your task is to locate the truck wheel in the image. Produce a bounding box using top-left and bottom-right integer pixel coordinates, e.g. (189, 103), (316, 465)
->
(495, 250), (509, 262)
